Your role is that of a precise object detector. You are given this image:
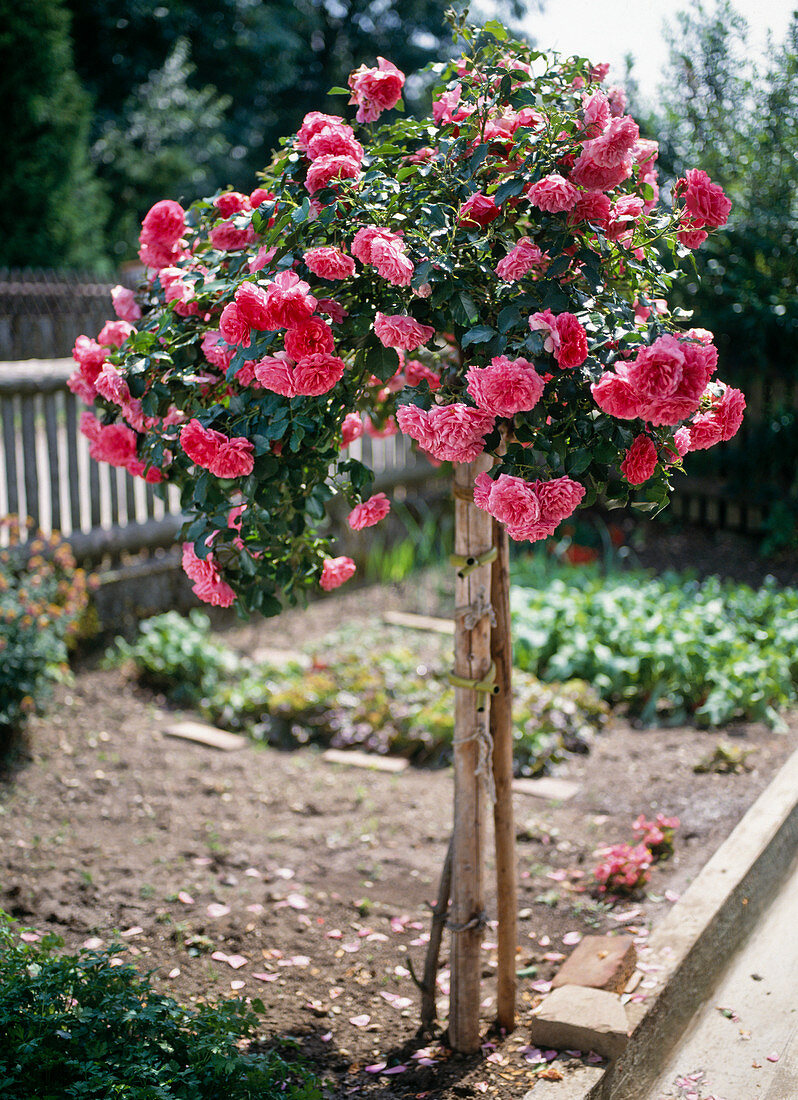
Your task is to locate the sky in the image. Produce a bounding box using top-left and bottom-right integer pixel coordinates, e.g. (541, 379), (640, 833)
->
(508, 0), (795, 103)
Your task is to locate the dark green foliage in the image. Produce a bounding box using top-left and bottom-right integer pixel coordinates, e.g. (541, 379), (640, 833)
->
(0, 0), (107, 269)
(0, 913), (322, 1099)
(510, 555), (798, 728)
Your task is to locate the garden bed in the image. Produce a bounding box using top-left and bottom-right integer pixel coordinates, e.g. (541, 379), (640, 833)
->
(1, 574), (796, 1098)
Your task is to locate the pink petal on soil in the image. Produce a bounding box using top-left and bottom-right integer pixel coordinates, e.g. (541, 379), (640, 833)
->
(380, 992), (412, 1009)
(665, 889), (681, 903)
(546, 869), (568, 881)
(230, 980), (245, 990)
(121, 926), (143, 937)
(283, 893), (309, 910)
(530, 980), (552, 993)
(366, 932), (389, 942)
(207, 903), (230, 918)
(341, 942), (361, 953)
(349, 1014), (371, 1027)
(320, 1030), (332, 1042)
(82, 937), (104, 950)
(767, 1053), (780, 1063)
(109, 957), (124, 967)
(211, 951), (230, 963)
(326, 929), (343, 939)
(365, 1064), (387, 1074)
(274, 867), (295, 879)
(168, 967), (180, 978)
(178, 892), (195, 905)
(246, 903), (264, 914)
(538, 935), (551, 947)
(225, 954), (249, 969)
(244, 868), (261, 878)
(253, 972), (279, 982)
(20, 932), (41, 943)
(585, 1051), (605, 1064)
(383, 1065), (406, 1074)
(563, 931), (582, 946)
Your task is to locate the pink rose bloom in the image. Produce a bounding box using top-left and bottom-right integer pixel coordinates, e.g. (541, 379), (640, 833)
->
(341, 412), (365, 447)
(67, 370), (96, 405)
(591, 368), (644, 420)
(296, 111), (344, 151)
(626, 335), (684, 400)
(678, 223), (709, 250)
(182, 544), (235, 607)
(673, 427), (692, 456)
(370, 236), (414, 286)
(570, 151), (633, 191)
(141, 199), (185, 245)
(250, 187), (273, 208)
(374, 312), (435, 351)
(433, 83), (472, 125)
(680, 340), (718, 399)
(621, 435), (658, 484)
(249, 244), (277, 273)
(534, 476), (586, 524)
(219, 302), (252, 348)
(254, 353), (297, 397)
(305, 154), (361, 195)
(474, 472), (541, 538)
(233, 283), (272, 330)
(365, 416), (398, 438)
(495, 238), (549, 281)
(180, 419), (225, 469)
(404, 360), (441, 390)
(214, 191), (251, 217)
(553, 313), (589, 369)
(526, 174), (579, 213)
(347, 56), (405, 123)
(581, 115), (639, 168)
(581, 91), (610, 137)
(94, 363), (130, 406)
(202, 331), (234, 371)
(634, 139), (659, 170)
(79, 410), (101, 443)
(212, 436), (255, 479)
(292, 353), (346, 396)
(466, 356), (545, 417)
(307, 125), (364, 162)
(589, 62), (611, 82)
(317, 297), (348, 324)
(715, 385), (745, 440)
(459, 192), (501, 227)
(88, 422), (139, 469)
(111, 285), (141, 323)
(265, 271), (317, 329)
(72, 335), (107, 380)
(304, 246), (356, 281)
(570, 190), (612, 228)
(606, 85), (627, 116)
(686, 413), (723, 451)
(528, 309), (560, 354)
(320, 556), (357, 591)
(284, 317), (335, 360)
(607, 194), (646, 242)
(127, 458), (165, 483)
(680, 168), (732, 228)
(396, 403), (494, 463)
(209, 221), (256, 252)
(139, 237), (185, 270)
(348, 491), (391, 530)
(350, 225), (401, 263)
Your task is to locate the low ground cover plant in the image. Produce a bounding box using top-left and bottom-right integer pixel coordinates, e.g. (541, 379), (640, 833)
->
(593, 812), (680, 896)
(113, 614), (608, 775)
(0, 913), (321, 1100)
(510, 556), (798, 727)
(0, 519), (92, 749)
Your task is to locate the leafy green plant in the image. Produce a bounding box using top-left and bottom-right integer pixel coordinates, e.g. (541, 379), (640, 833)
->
(0, 912), (322, 1099)
(0, 518), (92, 748)
(510, 557), (798, 727)
(110, 608), (240, 704)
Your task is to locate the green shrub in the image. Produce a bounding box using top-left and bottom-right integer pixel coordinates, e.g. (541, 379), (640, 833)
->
(111, 609), (241, 705)
(510, 557), (798, 727)
(0, 519), (92, 745)
(0, 912), (321, 1099)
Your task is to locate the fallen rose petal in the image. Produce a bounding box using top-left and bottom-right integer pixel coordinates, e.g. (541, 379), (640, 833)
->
(767, 1052), (780, 1063)
(274, 867), (295, 879)
(380, 991), (413, 1009)
(366, 932), (389, 942)
(563, 931), (582, 946)
(193, 856), (212, 866)
(211, 951), (229, 963)
(475, 1083), (488, 1094)
(168, 967), (180, 978)
(547, 869), (568, 881)
(253, 971), (279, 981)
(349, 1014), (370, 1027)
(177, 892), (195, 905)
(246, 903), (264, 914)
(341, 941), (361, 953)
(284, 893), (309, 910)
(538, 935), (551, 947)
(244, 868), (261, 878)
(225, 954), (248, 969)
(585, 1051), (604, 1064)
(82, 937), (104, 950)
(394, 965), (410, 977)
(530, 979), (553, 993)
(665, 889), (681, 903)
(321, 1030), (333, 1042)
(20, 932), (41, 943)
(207, 903), (230, 918)
(109, 957), (124, 967)
(383, 1065), (406, 1074)
(365, 1064), (387, 1074)
(121, 926), (143, 937)
(230, 980), (245, 989)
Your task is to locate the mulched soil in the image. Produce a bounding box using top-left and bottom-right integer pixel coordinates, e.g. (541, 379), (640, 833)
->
(2, 542), (797, 1099)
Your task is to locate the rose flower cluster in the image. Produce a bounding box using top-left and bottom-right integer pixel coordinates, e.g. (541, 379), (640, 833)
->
(72, 25), (742, 613)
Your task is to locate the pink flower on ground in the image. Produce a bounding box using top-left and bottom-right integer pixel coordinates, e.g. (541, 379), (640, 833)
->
(374, 313), (435, 351)
(254, 353), (297, 397)
(495, 238), (549, 281)
(620, 435), (658, 484)
(348, 492), (391, 530)
(305, 154), (361, 195)
(304, 246), (356, 281)
(341, 412), (365, 447)
(347, 56), (405, 123)
(320, 556), (357, 591)
(396, 404), (494, 463)
(553, 314), (589, 369)
(459, 192), (501, 227)
(292, 353), (346, 396)
(111, 285), (141, 323)
(209, 221), (257, 252)
(235, 283), (272, 330)
(526, 174), (579, 213)
(466, 356), (545, 417)
(284, 317), (335, 361)
(679, 168), (732, 228)
(219, 302), (252, 348)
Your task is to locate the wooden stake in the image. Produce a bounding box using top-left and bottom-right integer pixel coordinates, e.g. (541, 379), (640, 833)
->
(449, 456), (493, 1054)
(490, 519), (518, 1032)
(416, 837), (452, 1033)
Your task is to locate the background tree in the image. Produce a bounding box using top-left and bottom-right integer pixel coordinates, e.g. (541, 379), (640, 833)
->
(0, 0), (107, 269)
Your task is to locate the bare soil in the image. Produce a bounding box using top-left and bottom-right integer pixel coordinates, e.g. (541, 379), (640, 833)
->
(1, 565), (796, 1098)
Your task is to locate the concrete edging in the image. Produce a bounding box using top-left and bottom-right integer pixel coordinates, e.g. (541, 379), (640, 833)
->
(525, 744), (798, 1100)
